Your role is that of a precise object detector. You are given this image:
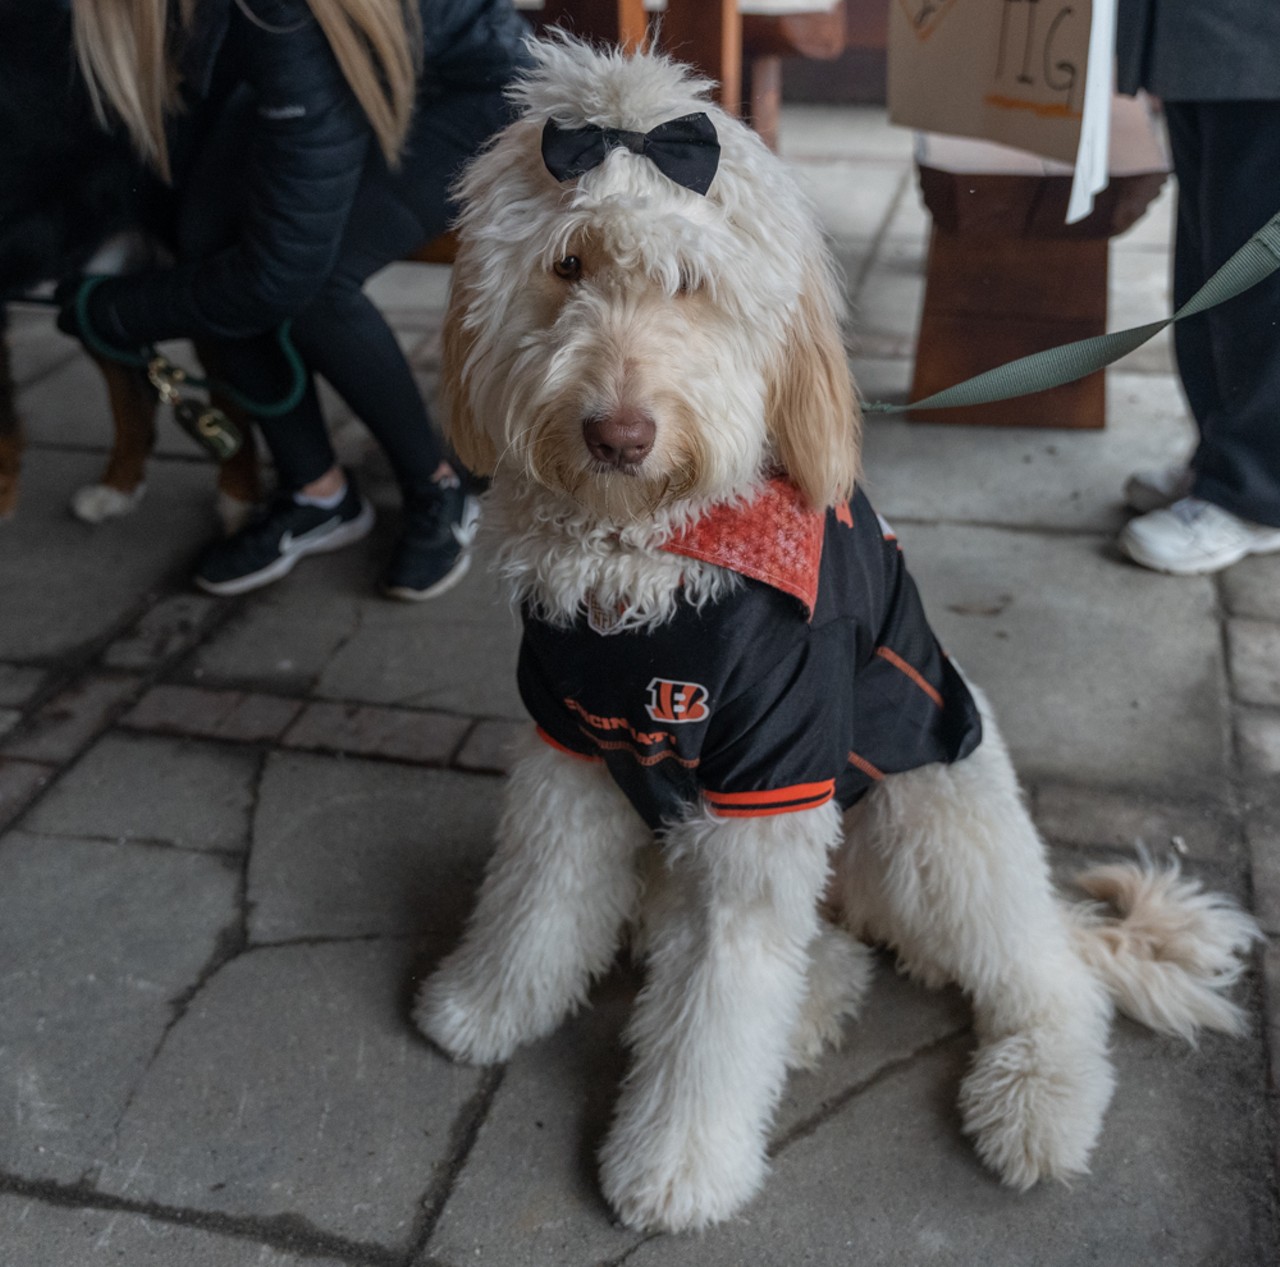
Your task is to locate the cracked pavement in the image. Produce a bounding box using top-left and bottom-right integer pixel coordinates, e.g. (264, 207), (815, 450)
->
(2, 105), (1278, 1265)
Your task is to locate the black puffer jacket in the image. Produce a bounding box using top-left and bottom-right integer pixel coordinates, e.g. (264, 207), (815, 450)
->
(90, 0), (529, 346)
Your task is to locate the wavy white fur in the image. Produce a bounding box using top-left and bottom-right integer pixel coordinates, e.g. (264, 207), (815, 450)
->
(417, 35), (1260, 1234)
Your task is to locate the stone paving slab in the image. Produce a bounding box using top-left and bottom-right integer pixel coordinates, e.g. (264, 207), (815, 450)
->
(791, 160), (909, 246)
(1223, 554), (1280, 622)
(247, 753), (498, 943)
(454, 718), (527, 775)
(860, 371), (1192, 532)
(0, 832), (239, 1184)
(3, 673), (144, 765)
(845, 235), (926, 342)
(103, 594), (221, 671)
(0, 664), (46, 709)
(0, 758), (53, 832)
(890, 522), (1228, 796)
(1250, 800), (1280, 938)
(1239, 709), (1280, 779)
(1229, 619), (1280, 708)
(1030, 781), (1237, 865)
(22, 732), (258, 853)
(96, 939), (483, 1252)
(0, 1196), (351, 1267)
(0, 449), (218, 661)
(124, 685), (305, 745)
(281, 702), (469, 766)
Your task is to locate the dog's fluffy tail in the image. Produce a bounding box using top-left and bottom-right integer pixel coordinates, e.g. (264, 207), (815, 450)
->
(1063, 855), (1260, 1042)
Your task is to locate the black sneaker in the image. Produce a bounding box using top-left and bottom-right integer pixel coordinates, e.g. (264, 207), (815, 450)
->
(195, 475), (375, 596)
(382, 484), (480, 601)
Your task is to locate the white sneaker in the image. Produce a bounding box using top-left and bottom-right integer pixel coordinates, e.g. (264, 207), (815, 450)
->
(1119, 496), (1280, 575)
(1123, 463), (1193, 514)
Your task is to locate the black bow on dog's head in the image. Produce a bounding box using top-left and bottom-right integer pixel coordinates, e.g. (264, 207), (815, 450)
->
(540, 112), (721, 196)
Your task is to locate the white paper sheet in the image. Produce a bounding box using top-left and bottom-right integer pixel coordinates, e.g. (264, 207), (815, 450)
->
(1066, 0), (1119, 223)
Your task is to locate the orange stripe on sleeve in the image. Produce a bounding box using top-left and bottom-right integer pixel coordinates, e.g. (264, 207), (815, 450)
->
(874, 646), (944, 709)
(847, 751), (884, 781)
(535, 727), (602, 763)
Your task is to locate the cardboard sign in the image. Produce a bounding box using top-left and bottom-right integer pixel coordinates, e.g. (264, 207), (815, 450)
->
(887, 0), (1092, 166)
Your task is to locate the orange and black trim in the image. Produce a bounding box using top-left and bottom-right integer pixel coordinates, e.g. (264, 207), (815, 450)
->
(535, 726), (602, 763)
(704, 779), (836, 818)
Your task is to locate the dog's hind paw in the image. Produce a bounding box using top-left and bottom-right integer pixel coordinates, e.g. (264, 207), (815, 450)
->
(787, 923), (873, 1070)
(70, 482), (145, 523)
(959, 1027), (1115, 1190)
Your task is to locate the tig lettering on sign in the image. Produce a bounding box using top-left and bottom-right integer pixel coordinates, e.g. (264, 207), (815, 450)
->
(988, 0), (1083, 118)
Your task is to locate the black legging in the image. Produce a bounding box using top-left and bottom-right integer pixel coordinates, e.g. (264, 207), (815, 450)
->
(178, 85), (513, 504)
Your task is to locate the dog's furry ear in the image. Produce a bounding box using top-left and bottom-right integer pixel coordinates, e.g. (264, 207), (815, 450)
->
(440, 247), (499, 476)
(765, 260), (861, 510)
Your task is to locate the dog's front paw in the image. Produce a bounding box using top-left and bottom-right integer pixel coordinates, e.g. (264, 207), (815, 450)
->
(70, 482), (145, 523)
(598, 1104), (767, 1233)
(959, 1027), (1115, 1190)
(412, 964), (533, 1066)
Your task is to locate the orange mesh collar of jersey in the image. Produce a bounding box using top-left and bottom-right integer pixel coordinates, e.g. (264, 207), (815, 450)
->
(661, 477), (826, 615)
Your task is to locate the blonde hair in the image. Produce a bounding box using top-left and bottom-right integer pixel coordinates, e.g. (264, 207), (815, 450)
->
(72, 0), (421, 182)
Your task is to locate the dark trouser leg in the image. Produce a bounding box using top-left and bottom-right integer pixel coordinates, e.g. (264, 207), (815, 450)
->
(1166, 100), (1280, 526)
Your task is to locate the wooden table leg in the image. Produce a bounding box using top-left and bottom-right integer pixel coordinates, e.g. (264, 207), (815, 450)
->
(541, 0), (649, 50)
(661, 0), (743, 115)
(909, 228), (1109, 429)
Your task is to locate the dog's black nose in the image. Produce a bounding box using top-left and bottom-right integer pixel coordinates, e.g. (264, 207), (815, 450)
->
(583, 408), (655, 470)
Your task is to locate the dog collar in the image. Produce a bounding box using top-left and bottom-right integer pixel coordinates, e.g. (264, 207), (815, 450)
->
(662, 478), (825, 614)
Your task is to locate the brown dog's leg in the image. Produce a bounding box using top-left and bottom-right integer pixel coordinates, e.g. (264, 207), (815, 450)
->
(0, 318), (23, 520)
(96, 355), (157, 495)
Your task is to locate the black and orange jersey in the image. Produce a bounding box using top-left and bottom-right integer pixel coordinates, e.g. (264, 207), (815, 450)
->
(518, 479), (982, 830)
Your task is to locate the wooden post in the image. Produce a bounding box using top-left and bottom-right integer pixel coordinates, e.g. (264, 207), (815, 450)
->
(662, 0), (743, 115)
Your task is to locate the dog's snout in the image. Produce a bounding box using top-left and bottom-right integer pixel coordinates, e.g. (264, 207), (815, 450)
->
(583, 407), (656, 470)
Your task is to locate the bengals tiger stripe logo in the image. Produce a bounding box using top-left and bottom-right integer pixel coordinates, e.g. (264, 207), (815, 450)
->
(645, 677), (710, 724)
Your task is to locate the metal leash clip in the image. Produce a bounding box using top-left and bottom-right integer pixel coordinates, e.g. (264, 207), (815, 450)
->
(146, 355), (243, 462)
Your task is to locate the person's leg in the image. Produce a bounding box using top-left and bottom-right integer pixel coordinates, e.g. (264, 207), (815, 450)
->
(1180, 100), (1280, 525)
(290, 89), (514, 496)
(175, 88), (341, 496)
(285, 88), (513, 597)
(1119, 99), (1280, 573)
(1163, 102), (1218, 437)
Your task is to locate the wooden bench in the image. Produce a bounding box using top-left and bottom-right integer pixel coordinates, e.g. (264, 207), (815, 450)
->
(907, 95), (1170, 429)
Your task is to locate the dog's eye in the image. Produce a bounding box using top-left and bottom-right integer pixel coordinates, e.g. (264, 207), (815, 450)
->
(676, 269), (697, 296)
(553, 256), (583, 282)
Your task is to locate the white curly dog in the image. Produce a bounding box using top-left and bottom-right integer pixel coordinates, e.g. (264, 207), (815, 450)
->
(415, 36), (1259, 1234)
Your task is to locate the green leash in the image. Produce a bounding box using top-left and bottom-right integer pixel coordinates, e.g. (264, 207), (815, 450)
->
(73, 274), (310, 461)
(861, 209), (1280, 416)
